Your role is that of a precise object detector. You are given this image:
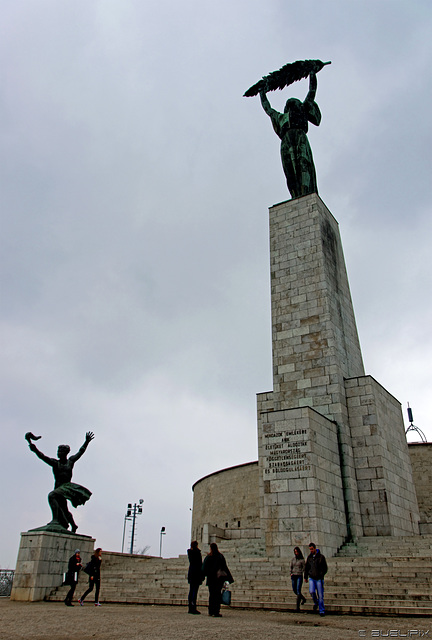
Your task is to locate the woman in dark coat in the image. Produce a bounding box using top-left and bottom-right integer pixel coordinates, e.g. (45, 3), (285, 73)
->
(187, 540), (202, 614)
(64, 548), (82, 606)
(79, 548), (102, 606)
(201, 542), (233, 617)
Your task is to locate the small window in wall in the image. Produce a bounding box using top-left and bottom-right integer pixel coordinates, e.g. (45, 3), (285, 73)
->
(238, 521), (241, 527)
(225, 522), (228, 528)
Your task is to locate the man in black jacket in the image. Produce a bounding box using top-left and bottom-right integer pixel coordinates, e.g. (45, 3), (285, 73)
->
(304, 542), (327, 616)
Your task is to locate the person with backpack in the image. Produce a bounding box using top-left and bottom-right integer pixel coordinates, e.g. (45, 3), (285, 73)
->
(79, 548), (102, 606)
(201, 543), (233, 617)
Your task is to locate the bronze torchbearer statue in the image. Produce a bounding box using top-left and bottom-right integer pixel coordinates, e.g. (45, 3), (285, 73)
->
(244, 59), (331, 199)
(25, 431), (94, 533)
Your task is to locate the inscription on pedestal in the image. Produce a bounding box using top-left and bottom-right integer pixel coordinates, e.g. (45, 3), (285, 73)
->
(263, 427), (311, 475)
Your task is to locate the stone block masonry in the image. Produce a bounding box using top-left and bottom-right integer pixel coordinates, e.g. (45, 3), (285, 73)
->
(11, 530), (95, 601)
(346, 375), (419, 536)
(257, 193), (420, 556)
(259, 194), (366, 549)
(269, 194), (364, 417)
(409, 442), (432, 533)
(258, 406), (347, 557)
(191, 193), (422, 560)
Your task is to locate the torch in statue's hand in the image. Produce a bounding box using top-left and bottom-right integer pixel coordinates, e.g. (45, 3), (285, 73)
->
(25, 432), (42, 443)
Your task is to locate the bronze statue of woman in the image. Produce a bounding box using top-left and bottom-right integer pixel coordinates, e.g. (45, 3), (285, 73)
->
(259, 71), (321, 199)
(25, 431), (94, 533)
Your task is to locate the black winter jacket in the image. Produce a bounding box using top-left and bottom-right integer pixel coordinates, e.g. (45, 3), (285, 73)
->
(202, 552), (234, 586)
(187, 547), (203, 585)
(304, 550), (327, 581)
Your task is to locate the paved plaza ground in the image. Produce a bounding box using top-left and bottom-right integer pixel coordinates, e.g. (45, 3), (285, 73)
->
(1, 599), (430, 640)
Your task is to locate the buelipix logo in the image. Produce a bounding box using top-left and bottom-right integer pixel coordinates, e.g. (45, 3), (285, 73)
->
(358, 631), (429, 638)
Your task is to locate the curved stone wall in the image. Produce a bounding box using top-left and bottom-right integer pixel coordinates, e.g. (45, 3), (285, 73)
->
(191, 461), (260, 544)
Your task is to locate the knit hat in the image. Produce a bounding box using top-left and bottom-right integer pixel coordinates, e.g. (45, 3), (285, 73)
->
(74, 549), (80, 554)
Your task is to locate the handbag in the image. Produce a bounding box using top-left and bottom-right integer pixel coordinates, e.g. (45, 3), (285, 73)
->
(221, 585), (231, 606)
(83, 562), (92, 575)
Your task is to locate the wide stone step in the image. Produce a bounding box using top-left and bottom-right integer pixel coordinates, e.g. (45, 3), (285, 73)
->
(47, 540), (432, 616)
(336, 536), (432, 558)
(48, 593), (432, 617)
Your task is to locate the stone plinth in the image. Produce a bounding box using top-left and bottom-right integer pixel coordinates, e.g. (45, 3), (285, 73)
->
(259, 193), (365, 545)
(11, 530), (95, 601)
(258, 406), (347, 558)
(257, 193), (420, 554)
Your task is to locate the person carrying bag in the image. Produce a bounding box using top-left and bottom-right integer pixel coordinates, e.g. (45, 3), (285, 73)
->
(202, 543), (234, 617)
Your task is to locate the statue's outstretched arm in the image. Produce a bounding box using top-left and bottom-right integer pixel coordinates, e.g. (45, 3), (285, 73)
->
(25, 434), (54, 466)
(259, 90), (274, 116)
(70, 431), (95, 463)
(304, 72), (321, 126)
(305, 72), (317, 103)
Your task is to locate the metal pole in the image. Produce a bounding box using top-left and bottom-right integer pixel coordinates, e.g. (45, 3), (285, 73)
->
(130, 503), (137, 554)
(159, 527), (165, 557)
(121, 515), (127, 553)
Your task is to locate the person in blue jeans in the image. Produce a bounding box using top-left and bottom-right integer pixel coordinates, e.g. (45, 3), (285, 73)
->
(290, 546), (306, 611)
(304, 542), (327, 616)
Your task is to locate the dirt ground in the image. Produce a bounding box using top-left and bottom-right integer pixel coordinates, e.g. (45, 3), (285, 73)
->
(1, 599), (430, 640)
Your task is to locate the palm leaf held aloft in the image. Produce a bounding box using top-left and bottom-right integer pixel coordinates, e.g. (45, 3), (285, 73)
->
(243, 59), (331, 98)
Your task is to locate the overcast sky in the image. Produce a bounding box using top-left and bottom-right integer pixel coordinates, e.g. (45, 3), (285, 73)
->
(1, 0), (431, 567)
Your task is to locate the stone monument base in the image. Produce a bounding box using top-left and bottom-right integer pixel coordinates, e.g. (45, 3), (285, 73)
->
(11, 530), (95, 601)
(259, 406), (348, 558)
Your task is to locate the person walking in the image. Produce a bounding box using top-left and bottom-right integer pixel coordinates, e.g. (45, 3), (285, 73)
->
(64, 549), (82, 606)
(79, 548), (102, 606)
(201, 543), (233, 617)
(304, 542), (327, 617)
(187, 540), (203, 614)
(290, 546), (306, 612)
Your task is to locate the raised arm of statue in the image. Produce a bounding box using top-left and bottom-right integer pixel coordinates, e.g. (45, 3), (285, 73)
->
(259, 90), (275, 117)
(69, 431), (95, 464)
(304, 73), (321, 127)
(25, 433), (55, 467)
(306, 72), (317, 102)
(259, 90), (284, 139)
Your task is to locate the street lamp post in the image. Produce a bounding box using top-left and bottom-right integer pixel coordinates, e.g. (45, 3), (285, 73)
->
(159, 526), (166, 557)
(121, 499), (144, 554)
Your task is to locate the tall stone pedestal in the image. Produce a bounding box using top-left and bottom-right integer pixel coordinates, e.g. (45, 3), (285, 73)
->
(257, 194), (420, 558)
(11, 530), (95, 601)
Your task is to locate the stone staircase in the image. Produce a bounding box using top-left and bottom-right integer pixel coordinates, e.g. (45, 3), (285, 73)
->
(48, 535), (432, 616)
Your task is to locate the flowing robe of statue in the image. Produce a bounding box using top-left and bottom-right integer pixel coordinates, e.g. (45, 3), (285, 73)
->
(25, 431), (94, 532)
(260, 72), (322, 199)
